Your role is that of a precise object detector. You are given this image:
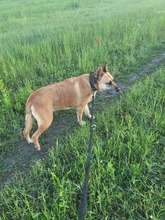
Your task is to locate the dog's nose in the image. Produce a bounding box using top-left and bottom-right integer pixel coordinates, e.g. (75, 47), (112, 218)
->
(116, 87), (120, 92)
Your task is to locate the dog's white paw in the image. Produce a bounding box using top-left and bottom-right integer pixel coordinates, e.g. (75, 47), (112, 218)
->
(27, 138), (33, 144)
(79, 121), (86, 126)
(35, 145), (41, 151)
(89, 115), (95, 120)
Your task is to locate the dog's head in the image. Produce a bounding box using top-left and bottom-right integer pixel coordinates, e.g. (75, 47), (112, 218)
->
(94, 64), (120, 94)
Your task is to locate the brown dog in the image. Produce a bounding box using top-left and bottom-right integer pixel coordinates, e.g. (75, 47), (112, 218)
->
(23, 64), (120, 150)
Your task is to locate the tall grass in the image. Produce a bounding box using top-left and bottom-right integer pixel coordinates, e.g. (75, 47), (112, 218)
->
(0, 0), (165, 157)
(0, 67), (164, 219)
(0, 1), (165, 217)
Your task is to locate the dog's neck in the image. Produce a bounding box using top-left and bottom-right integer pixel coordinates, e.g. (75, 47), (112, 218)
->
(89, 73), (97, 91)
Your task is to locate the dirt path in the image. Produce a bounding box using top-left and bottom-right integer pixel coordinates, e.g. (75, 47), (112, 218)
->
(1, 50), (165, 189)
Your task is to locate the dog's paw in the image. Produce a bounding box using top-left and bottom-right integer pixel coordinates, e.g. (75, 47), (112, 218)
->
(89, 115), (95, 120)
(35, 145), (41, 151)
(27, 138), (33, 144)
(79, 121), (86, 126)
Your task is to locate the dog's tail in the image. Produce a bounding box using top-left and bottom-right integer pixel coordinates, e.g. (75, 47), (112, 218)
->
(23, 101), (33, 143)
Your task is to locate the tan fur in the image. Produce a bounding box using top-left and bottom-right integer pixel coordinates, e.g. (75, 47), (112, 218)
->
(23, 64), (119, 150)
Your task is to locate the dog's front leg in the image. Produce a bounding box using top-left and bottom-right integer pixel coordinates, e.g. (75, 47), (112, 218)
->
(77, 106), (86, 126)
(84, 104), (92, 119)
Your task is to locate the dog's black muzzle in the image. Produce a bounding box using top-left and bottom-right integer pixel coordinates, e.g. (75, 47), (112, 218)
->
(108, 87), (121, 95)
(116, 87), (120, 92)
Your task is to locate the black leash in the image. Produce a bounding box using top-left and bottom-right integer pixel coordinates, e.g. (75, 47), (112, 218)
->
(79, 92), (95, 220)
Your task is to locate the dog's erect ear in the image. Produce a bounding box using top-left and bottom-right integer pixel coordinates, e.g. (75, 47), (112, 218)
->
(103, 62), (108, 72)
(94, 64), (103, 80)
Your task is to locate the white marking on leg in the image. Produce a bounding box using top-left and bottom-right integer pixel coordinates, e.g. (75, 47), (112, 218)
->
(27, 136), (33, 144)
(31, 105), (43, 126)
(84, 104), (91, 119)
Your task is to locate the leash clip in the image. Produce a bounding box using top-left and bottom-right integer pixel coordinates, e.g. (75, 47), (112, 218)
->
(91, 124), (96, 130)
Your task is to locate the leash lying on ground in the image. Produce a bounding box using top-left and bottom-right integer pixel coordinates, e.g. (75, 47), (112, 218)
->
(79, 92), (95, 220)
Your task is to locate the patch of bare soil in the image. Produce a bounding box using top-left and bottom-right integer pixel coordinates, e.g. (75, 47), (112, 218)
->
(130, 51), (165, 82)
(1, 50), (165, 189)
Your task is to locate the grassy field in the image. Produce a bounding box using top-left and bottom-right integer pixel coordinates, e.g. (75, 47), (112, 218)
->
(0, 0), (165, 156)
(0, 0), (165, 219)
(0, 67), (164, 219)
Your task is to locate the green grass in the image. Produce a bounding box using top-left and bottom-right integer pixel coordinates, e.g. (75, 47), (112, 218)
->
(0, 0), (165, 157)
(0, 67), (164, 219)
(0, 0), (165, 219)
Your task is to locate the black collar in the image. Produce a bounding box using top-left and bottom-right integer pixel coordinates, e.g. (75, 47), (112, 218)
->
(89, 72), (97, 91)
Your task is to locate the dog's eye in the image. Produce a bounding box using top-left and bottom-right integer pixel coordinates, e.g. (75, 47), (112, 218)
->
(108, 81), (112, 85)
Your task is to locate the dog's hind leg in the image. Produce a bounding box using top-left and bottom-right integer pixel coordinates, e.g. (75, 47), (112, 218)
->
(23, 112), (33, 144)
(31, 107), (53, 150)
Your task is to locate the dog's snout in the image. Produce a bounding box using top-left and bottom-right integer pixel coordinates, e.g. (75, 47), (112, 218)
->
(116, 87), (120, 92)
